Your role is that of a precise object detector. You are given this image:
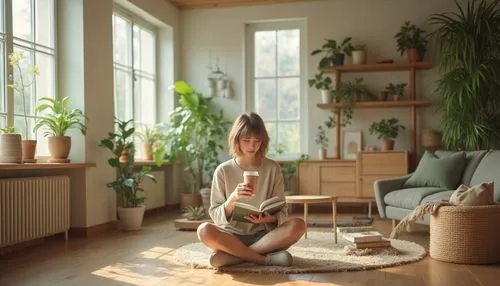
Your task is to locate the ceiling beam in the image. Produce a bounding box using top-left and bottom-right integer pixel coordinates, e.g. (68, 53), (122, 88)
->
(167, 0), (313, 10)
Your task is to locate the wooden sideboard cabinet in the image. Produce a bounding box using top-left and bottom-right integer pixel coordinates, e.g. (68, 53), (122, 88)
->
(298, 151), (408, 202)
(357, 151), (409, 199)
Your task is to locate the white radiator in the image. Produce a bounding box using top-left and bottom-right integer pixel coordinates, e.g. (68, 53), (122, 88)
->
(0, 176), (70, 247)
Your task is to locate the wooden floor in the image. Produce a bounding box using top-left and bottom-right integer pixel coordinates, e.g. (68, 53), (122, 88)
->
(1, 210), (500, 286)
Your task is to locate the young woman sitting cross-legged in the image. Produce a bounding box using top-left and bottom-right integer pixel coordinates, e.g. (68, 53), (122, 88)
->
(197, 112), (306, 268)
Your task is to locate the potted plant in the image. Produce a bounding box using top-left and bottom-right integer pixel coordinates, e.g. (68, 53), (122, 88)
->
(166, 81), (230, 208)
(369, 117), (406, 151)
(33, 96), (87, 163)
(385, 83), (407, 100)
(315, 125), (328, 160)
(311, 37), (353, 67)
(135, 123), (167, 165)
(8, 51), (40, 162)
(308, 72), (333, 103)
(99, 117), (160, 231)
(342, 77), (368, 101)
(349, 43), (367, 64)
(394, 21), (428, 62)
(0, 126), (22, 163)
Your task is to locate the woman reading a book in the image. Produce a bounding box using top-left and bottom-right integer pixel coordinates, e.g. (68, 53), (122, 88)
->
(197, 112), (306, 268)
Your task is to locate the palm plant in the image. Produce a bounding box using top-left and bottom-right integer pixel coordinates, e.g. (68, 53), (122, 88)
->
(429, 0), (500, 150)
(34, 96), (87, 137)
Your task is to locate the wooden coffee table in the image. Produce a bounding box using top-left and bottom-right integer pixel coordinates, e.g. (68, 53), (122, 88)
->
(285, 195), (338, 243)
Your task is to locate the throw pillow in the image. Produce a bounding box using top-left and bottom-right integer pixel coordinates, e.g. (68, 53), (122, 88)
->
(403, 151), (466, 189)
(449, 182), (494, 206)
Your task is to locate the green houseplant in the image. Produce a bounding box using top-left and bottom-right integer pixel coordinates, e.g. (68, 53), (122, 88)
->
(429, 0), (500, 150)
(135, 123), (167, 164)
(369, 117), (405, 151)
(34, 96), (87, 163)
(315, 125), (328, 160)
(394, 21), (428, 62)
(385, 82), (407, 100)
(99, 117), (158, 231)
(166, 81), (230, 208)
(311, 37), (353, 67)
(308, 72), (333, 103)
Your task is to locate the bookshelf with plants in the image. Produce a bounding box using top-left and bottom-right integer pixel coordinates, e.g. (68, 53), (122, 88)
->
(300, 21), (431, 204)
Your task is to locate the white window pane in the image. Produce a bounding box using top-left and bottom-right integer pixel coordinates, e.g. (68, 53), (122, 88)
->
(278, 122), (300, 153)
(255, 79), (276, 120)
(113, 15), (131, 66)
(134, 76), (156, 125)
(114, 69), (133, 121)
(140, 29), (155, 74)
(36, 125), (49, 155)
(278, 78), (300, 120)
(133, 25), (140, 69)
(12, 48), (35, 116)
(255, 31), (276, 77)
(13, 0), (32, 41)
(36, 0), (54, 47)
(0, 0), (4, 33)
(0, 115), (6, 129)
(35, 52), (55, 102)
(265, 122), (277, 148)
(14, 115), (35, 140)
(0, 41), (5, 113)
(278, 29), (300, 76)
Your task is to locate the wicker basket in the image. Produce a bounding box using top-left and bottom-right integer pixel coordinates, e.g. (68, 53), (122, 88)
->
(430, 204), (500, 264)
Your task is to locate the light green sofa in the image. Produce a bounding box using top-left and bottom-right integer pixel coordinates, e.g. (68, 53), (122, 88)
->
(374, 150), (500, 224)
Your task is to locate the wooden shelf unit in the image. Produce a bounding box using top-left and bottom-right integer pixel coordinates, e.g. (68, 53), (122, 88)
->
(320, 61), (433, 162)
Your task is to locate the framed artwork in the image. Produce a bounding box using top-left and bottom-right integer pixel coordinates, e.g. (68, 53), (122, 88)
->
(342, 130), (363, 159)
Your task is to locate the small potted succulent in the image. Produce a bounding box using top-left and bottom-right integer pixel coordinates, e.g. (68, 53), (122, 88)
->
(369, 117), (406, 151)
(394, 21), (428, 62)
(308, 72), (333, 103)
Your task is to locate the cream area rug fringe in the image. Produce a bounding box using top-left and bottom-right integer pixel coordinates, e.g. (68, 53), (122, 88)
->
(174, 231), (427, 274)
(390, 201), (450, 239)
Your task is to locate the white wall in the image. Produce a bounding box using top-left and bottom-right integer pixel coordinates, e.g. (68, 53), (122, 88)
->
(179, 0), (465, 158)
(58, 0), (180, 228)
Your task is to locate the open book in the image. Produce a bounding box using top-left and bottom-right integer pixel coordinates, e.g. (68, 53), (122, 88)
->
(231, 196), (285, 223)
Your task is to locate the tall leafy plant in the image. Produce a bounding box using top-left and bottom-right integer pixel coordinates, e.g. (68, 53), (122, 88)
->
(166, 81), (230, 194)
(429, 0), (500, 150)
(34, 96), (87, 137)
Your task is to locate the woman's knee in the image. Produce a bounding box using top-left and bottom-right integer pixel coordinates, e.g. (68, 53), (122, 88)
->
(197, 222), (218, 242)
(289, 218), (307, 234)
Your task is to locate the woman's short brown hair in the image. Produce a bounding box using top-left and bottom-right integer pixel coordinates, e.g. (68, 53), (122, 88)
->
(228, 112), (270, 157)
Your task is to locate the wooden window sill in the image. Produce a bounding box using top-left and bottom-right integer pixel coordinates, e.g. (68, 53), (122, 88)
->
(0, 163), (96, 170)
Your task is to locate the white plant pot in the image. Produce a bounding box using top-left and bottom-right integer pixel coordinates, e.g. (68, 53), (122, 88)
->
(352, 50), (366, 64)
(118, 205), (146, 231)
(320, 89), (331, 103)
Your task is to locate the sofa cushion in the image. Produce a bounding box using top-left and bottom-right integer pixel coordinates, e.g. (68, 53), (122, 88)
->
(435, 150), (488, 185)
(420, 190), (455, 204)
(470, 150), (500, 202)
(403, 151), (466, 189)
(384, 187), (447, 209)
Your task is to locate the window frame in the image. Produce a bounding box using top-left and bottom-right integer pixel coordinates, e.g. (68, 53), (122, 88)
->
(0, 0), (57, 146)
(112, 5), (158, 127)
(245, 20), (307, 160)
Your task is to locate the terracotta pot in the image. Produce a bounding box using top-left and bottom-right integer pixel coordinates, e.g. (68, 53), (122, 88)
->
(118, 205), (145, 231)
(380, 138), (395, 151)
(22, 140), (37, 163)
(143, 143), (153, 160)
(48, 136), (71, 163)
(407, 48), (423, 62)
(0, 134), (22, 163)
(181, 193), (202, 209)
(119, 148), (130, 163)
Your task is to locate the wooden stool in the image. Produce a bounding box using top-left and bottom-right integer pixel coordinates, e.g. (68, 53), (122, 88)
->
(285, 195), (338, 243)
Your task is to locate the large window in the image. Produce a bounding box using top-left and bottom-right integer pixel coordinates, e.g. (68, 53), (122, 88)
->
(112, 10), (157, 129)
(246, 21), (305, 158)
(0, 0), (56, 154)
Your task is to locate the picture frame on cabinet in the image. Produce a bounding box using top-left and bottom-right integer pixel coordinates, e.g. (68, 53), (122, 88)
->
(342, 130), (363, 159)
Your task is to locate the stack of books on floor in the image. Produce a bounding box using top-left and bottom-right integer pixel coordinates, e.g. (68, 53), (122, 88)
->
(338, 226), (391, 249)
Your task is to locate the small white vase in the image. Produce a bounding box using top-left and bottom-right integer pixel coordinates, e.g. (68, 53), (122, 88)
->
(351, 50), (367, 64)
(318, 148), (327, 160)
(320, 89), (331, 103)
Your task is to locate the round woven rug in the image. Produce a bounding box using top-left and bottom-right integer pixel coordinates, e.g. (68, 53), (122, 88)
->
(174, 231), (427, 274)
